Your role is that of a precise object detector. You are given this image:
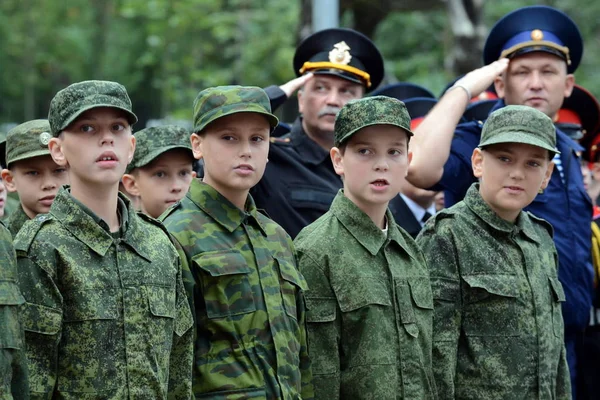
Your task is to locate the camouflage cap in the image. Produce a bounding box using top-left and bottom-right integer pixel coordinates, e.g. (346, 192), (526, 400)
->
(479, 105), (560, 155)
(126, 125), (193, 174)
(193, 85), (278, 133)
(48, 80), (138, 136)
(334, 95), (413, 147)
(5, 119), (53, 168)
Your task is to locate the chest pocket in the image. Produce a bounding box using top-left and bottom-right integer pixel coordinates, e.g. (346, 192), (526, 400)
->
(396, 277), (434, 338)
(193, 251), (257, 319)
(275, 257), (308, 320)
(462, 274), (521, 337)
(548, 276), (566, 338)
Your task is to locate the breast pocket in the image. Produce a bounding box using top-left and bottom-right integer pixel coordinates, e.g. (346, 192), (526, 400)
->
(548, 276), (566, 338)
(275, 257), (308, 320)
(396, 277), (434, 338)
(58, 288), (119, 393)
(193, 251), (257, 319)
(462, 274), (521, 337)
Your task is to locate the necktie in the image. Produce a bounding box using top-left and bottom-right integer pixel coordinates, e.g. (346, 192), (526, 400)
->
(421, 212), (432, 224)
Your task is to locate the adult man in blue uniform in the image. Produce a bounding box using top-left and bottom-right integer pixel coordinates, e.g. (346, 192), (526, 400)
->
(407, 6), (592, 398)
(254, 28), (387, 238)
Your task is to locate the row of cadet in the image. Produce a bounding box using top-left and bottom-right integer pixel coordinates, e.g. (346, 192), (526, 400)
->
(1, 4), (600, 400)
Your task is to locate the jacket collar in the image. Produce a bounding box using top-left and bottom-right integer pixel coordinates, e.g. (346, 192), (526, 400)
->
(290, 118), (332, 166)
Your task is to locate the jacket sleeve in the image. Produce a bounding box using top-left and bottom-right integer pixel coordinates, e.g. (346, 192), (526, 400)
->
(167, 241), (194, 400)
(416, 224), (462, 400)
(297, 250), (340, 400)
(17, 253), (62, 400)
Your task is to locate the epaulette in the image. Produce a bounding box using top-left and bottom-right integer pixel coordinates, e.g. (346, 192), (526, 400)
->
(269, 137), (292, 145)
(13, 214), (53, 253)
(526, 211), (554, 238)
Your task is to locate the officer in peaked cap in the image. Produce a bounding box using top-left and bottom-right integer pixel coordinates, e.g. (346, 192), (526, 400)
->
(370, 82), (435, 100)
(405, 8), (590, 397)
(248, 28), (389, 238)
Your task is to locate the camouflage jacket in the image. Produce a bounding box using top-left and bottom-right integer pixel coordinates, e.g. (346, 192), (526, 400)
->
(14, 187), (194, 399)
(416, 183), (571, 400)
(6, 203), (29, 238)
(0, 220), (29, 399)
(160, 179), (313, 400)
(294, 191), (436, 399)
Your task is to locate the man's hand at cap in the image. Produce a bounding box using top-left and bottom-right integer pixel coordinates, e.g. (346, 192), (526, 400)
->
(453, 59), (509, 100)
(279, 73), (314, 98)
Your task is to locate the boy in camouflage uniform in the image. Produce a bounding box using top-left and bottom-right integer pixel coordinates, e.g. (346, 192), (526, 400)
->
(294, 96), (436, 399)
(1, 120), (69, 237)
(417, 105), (571, 399)
(160, 85), (313, 399)
(14, 80), (194, 399)
(121, 125), (196, 218)
(0, 220), (28, 398)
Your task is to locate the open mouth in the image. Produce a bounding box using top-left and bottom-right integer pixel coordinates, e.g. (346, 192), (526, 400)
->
(371, 179), (389, 187)
(96, 152), (118, 162)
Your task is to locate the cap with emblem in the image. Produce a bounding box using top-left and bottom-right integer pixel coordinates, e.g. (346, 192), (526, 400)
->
(48, 80), (138, 136)
(370, 82), (435, 100)
(4, 119), (54, 168)
(294, 28), (384, 91)
(334, 96), (413, 147)
(484, 6), (583, 74)
(556, 85), (600, 144)
(479, 105), (559, 156)
(126, 125), (193, 174)
(193, 85), (278, 134)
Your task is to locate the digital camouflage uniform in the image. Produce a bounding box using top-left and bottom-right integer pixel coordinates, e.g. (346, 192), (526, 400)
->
(294, 96), (436, 400)
(3, 120), (56, 237)
(160, 86), (313, 400)
(416, 106), (571, 399)
(0, 220), (29, 399)
(14, 81), (194, 399)
(125, 125), (193, 174)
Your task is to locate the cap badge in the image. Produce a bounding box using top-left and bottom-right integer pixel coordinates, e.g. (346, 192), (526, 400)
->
(39, 132), (52, 146)
(531, 29), (544, 41)
(329, 41), (352, 65)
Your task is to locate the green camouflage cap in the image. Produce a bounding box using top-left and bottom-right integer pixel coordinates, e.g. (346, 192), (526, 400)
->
(193, 85), (278, 133)
(126, 125), (193, 173)
(48, 80), (138, 136)
(479, 105), (560, 155)
(334, 95), (413, 147)
(5, 119), (53, 168)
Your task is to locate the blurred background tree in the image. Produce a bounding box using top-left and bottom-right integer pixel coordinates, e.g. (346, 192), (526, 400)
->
(0, 0), (597, 128)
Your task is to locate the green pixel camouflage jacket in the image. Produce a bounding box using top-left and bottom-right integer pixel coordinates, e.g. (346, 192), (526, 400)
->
(160, 178), (313, 400)
(294, 191), (436, 399)
(6, 204), (30, 238)
(14, 187), (193, 399)
(0, 220), (29, 399)
(416, 183), (571, 400)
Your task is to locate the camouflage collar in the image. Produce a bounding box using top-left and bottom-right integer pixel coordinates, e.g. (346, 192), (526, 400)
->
(464, 183), (540, 243)
(187, 179), (267, 235)
(291, 118), (331, 166)
(49, 186), (153, 259)
(331, 190), (415, 256)
(6, 203), (30, 238)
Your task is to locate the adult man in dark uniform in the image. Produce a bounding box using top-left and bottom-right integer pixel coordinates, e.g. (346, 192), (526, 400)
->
(253, 28), (386, 238)
(407, 6), (592, 398)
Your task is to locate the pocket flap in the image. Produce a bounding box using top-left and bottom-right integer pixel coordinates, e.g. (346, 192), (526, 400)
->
(306, 298), (336, 323)
(334, 278), (391, 312)
(148, 286), (176, 319)
(193, 251), (251, 277)
(0, 280), (25, 305)
(174, 299), (194, 337)
(276, 257), (308, 291)
(409, 277), (434, 309)
(63, 289), (118, 322)
(462, 274), (520, 298)
(22, 303), (62, 335)
(548, 276), (566, 302)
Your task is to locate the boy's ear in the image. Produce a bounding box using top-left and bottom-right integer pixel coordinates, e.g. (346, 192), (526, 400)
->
(121, 174), (141, 196)
(127, 135), (136, 164)
(48, 137), (68, 167)
(190, 133), (203, 160)
(330, 147), (344, 177)
(471, 148), (484, 178)
(1, 169), (17, 192)
(541, 161), (555, 190)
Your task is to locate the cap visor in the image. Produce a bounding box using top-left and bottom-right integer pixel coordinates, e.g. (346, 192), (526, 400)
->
(336, 122), (414, 146)
(200, 106), (279, 133)
(58, 104), (138, 134)
(135, 145), (194, 169)
(479, 132), (560, 155)
(7, 149), (53, 168)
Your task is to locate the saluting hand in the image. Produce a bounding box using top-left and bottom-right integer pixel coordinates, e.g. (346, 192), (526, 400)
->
(453, 58), (510, 100)
(279, 73), (314, 98)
